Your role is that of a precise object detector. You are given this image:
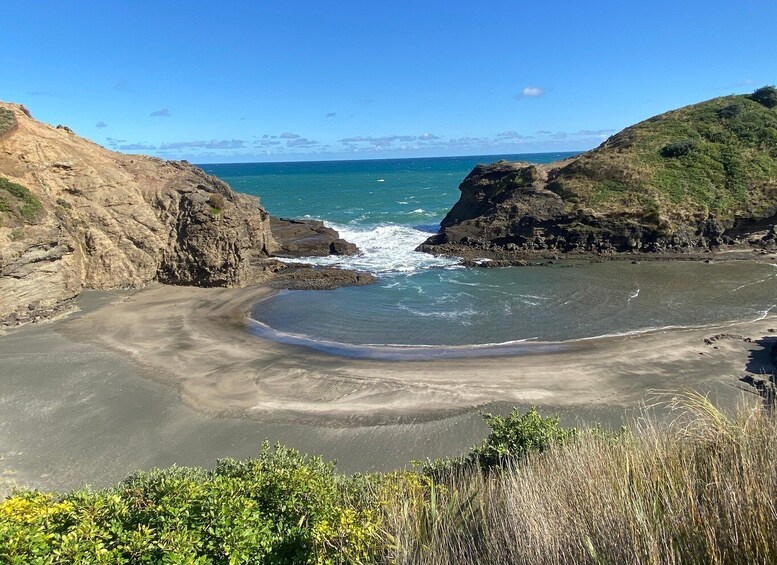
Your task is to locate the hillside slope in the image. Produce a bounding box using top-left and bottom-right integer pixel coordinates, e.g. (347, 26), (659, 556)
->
(0, 102), (278, 325)
(420, 87), (777, 259)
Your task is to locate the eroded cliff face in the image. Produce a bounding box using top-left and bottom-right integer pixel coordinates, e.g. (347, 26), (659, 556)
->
(0, 102), (277, 324)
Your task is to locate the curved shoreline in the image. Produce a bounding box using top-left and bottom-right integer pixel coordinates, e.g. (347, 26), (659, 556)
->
(247, 302), (776, 361)
(56, 282), (777, 426)
(247, 317), (560, 360)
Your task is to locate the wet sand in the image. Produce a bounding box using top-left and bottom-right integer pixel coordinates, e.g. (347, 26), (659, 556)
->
(0, 283), (774, 494)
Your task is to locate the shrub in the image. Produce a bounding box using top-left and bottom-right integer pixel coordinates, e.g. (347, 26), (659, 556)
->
(0, 443), (385, 564)
(717, 103), (743, 120)
(422, 407), (580, 476)
(0, 178), (43, 224)
(208, 193), (226, 213)
(470, 407), (577, 469)
(660, 139), (696, 158)
(0, 108), (15, 136)
(749, 85), (777, 109)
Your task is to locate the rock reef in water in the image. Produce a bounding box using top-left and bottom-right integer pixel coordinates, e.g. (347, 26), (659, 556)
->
(419, 88), (777, 260)
(270, 217), (359, 257)
(0, 102), (365, 326)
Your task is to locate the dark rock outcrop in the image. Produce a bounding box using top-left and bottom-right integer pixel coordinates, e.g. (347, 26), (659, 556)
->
(420, 159), (777, 259)
(267, 263), (375, 290)
(269, 217), (359, 257)
(420, 90), (777, 260)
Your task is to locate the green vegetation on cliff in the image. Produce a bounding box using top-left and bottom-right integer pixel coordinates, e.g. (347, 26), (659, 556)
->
(552, 86), (777, 220)
(2, 396), (776, 564)
(0, 108), (15, 137)
(0, 177), (43, 227)
(423, 87), (777, 256)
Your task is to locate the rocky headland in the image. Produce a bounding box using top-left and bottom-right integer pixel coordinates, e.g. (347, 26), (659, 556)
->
(0, 102), (367, 328)
(419, 87), (777, 262)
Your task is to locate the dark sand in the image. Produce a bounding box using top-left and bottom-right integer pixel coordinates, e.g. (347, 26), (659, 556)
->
(0, 284), (773, 495)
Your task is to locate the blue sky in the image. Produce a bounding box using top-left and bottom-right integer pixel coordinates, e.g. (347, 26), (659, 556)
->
(2, 0), (775, 163)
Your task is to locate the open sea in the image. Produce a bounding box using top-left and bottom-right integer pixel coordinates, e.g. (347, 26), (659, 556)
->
(202, 154), (777, 356)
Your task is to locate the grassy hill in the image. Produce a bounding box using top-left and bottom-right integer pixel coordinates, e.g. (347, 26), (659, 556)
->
(552, 86), (777, 221)
(422, 87), (777, 257)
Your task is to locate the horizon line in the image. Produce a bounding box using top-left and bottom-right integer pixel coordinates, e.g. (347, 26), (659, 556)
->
(194, 149), (582, 168)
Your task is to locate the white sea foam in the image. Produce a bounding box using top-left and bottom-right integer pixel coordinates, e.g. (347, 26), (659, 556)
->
(278, 222), (461, 274)
(397, 303), (477, 320)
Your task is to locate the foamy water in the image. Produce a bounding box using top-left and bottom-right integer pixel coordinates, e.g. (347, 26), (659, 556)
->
(277, 222), (460, 274)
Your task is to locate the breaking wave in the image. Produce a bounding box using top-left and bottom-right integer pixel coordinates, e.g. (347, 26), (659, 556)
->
(277, 222), (460, 274)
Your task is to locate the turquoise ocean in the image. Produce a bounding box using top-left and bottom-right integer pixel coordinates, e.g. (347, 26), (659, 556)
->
(202, 155), (777, 357)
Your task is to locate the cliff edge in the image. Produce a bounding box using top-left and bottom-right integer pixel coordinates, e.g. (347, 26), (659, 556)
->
(0, 102), (280, 324)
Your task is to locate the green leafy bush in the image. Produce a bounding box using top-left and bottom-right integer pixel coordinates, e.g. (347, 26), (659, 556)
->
(470, 407), (577, 469)
(749, 85), (777, 109)
(0, 443), (384, 564)
(660, 139), (695, 158)
(422, 408), (580, 476)
(717, 103), (743, 120)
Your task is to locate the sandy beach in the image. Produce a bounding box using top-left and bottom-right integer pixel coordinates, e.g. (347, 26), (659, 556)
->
(62, 282), (777, 422)
(1, 282), (775, 494)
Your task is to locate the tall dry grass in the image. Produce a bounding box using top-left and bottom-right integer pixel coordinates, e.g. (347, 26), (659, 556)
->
(384, 392), (777, 564)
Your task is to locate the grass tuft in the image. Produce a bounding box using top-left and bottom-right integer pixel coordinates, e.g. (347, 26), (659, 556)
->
(0, 177), (43, 226)
(0, 108), (16, 137)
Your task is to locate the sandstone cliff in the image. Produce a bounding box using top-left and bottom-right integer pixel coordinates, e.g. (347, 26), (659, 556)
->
(420, 88), (777, 259)
(0, 102), (279, 325)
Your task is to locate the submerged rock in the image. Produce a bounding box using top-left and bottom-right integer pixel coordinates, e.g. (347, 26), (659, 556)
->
(268, 263), (375, 290)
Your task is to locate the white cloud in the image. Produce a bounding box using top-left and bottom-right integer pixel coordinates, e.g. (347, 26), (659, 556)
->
(495, 130), (527, 140)
(339, 134), (438, 148)
(516, 86), (544, 99)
